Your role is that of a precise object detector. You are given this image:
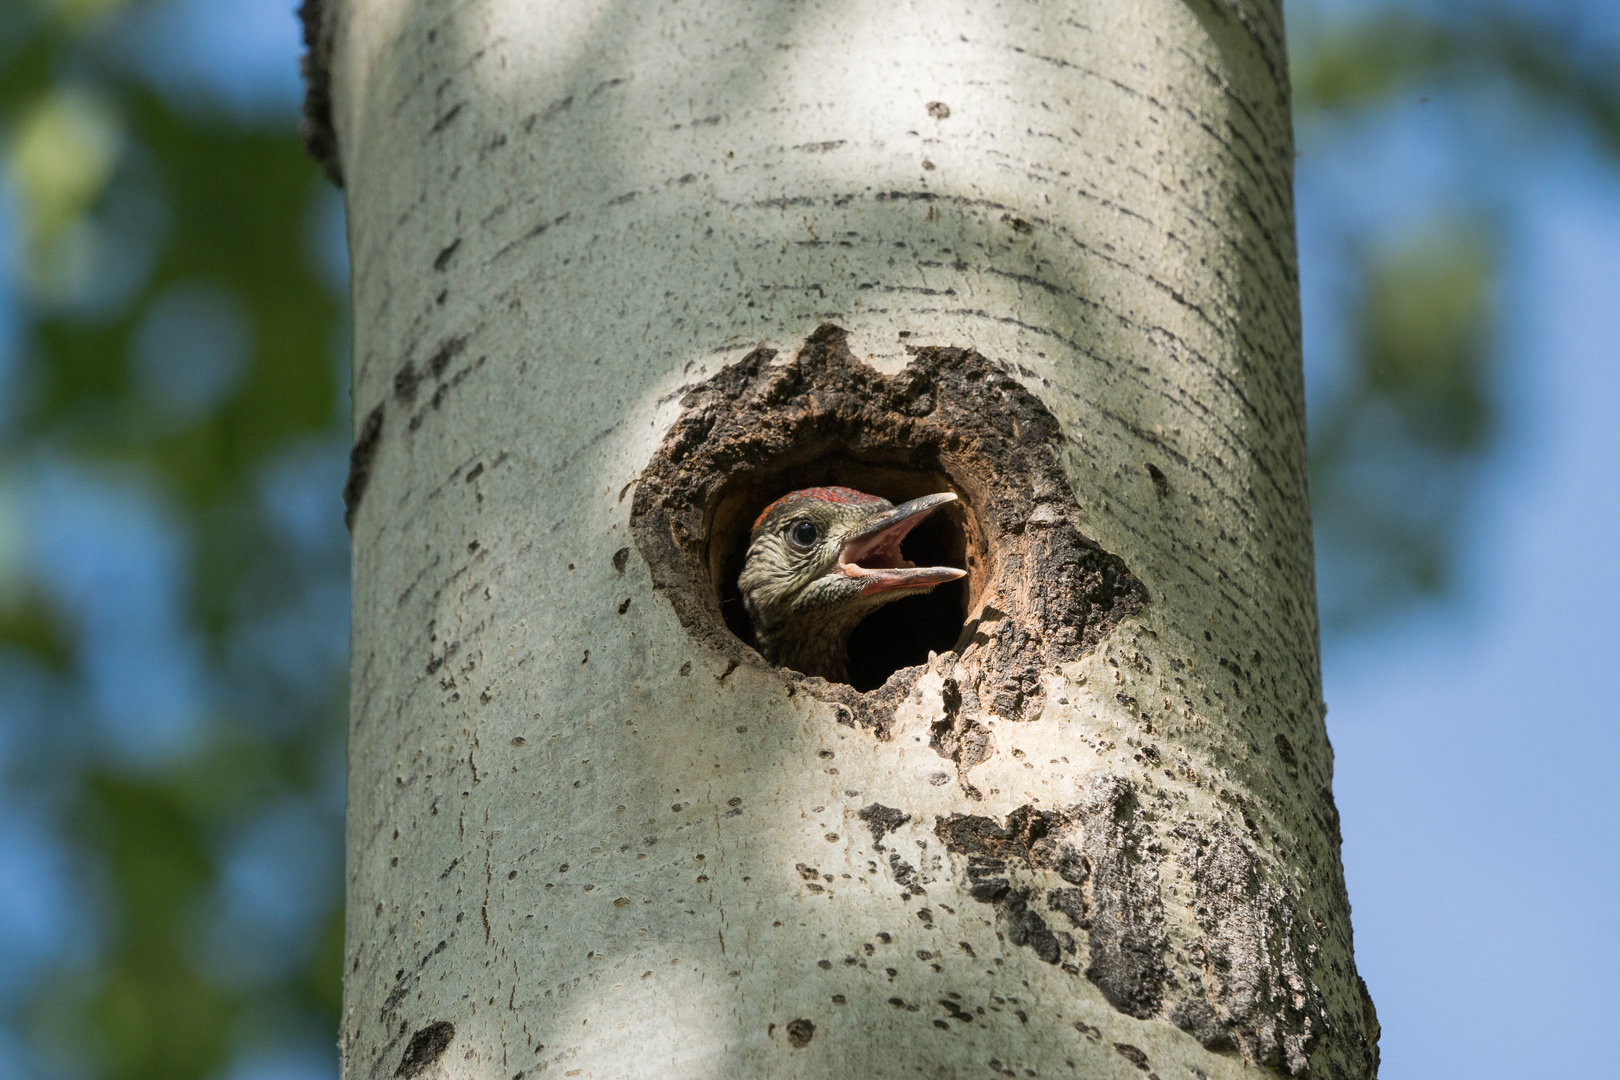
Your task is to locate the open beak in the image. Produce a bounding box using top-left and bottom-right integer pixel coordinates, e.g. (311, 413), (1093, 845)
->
(838, 492), (968, 597)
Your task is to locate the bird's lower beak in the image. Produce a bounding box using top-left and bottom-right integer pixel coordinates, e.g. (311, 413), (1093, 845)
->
(838, 492), (968, 596)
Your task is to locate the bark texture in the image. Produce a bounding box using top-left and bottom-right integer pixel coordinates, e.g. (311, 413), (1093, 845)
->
(331, 0), (1377, 1076)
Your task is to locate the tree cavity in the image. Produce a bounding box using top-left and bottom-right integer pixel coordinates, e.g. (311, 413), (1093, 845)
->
(630, 323), (1144, 732)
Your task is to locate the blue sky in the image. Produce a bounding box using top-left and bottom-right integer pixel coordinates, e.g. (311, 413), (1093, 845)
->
(1, 0), (1616, 1077)
(1287, 9), (1620, 1068)
(1317, 163), (1620, 1076)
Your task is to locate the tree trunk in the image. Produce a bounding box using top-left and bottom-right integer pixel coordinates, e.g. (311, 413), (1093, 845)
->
(319, 0), (1378, 1077)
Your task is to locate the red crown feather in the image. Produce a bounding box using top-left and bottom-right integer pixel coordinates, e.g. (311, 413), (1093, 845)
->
(751, 486), (886, 529)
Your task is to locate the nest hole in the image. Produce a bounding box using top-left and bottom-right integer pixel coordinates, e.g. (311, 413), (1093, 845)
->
(630, 325), (1146, 731)
(707, 456), (993, 691)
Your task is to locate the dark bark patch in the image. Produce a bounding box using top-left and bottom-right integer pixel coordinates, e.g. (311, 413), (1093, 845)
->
(343, 403), (385, 529)
(394, 1021), (454, 1078)
(1358, 975), (1382, 1076)
(428, 336), (467, 378)
(1171, 822), (1330, 1075)
(857, 803), (911, 847)
(433, 238), (462, 271)
(887, 853), (923, 895)
(1111, 1042), (1150, 1071)
(1169, 993), (1234, 1054)
(934, 773), (1167, 1018)
(1074, 775), (1168, 1020)
(394, 362), (422, 403)
(429, 102), (465, 134)
(630, 324), (1143, 734)
(1047, 886), (1088, 928)
(297, 0), (341, 184)
(785, 1018), (816, 1048)
(408, 355), (487, 433)
(1003, 889), (1061, 964)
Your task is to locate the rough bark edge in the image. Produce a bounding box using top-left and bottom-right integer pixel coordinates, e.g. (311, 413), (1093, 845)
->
(1200, 0), (1291, 101)
(932, 779), (1373, 1078)
(935, 773), (1170, 1020)
(628, 324), (1146, 738)
(298, 0), (343, 186)
(343, 402), (384, 529)
(393, 1021), (454, 1078)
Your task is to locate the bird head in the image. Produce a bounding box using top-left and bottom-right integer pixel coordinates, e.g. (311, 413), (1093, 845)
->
(738, 486), (967, 681)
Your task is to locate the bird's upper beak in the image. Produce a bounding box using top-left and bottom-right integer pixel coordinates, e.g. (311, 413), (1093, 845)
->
(837, 492), (968, 596)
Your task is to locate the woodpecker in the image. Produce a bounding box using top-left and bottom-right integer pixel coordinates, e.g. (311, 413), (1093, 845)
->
(739, 486), (967, 682)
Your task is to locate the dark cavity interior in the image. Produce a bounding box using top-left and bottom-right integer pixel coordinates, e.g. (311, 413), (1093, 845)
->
(709, 456), (985, 692)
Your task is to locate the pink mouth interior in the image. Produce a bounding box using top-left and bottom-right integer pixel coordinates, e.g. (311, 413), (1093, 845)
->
(841, 527), (915, 573)
(848, 535), (907, 570)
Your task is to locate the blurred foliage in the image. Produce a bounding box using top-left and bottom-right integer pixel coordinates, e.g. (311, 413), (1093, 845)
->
(1295, 8), (1620, 152)
(6, 88), (122, 299)
(1354, 235), (1494, 454)
(1292, 3), (1620, 628)
(1307, 226), (1497, 621)
(0, 0), (347, 1078)
(0, 0), (1615, 1078)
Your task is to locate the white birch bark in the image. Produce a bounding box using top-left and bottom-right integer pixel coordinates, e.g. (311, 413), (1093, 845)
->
(320, 0), (1378, 1076)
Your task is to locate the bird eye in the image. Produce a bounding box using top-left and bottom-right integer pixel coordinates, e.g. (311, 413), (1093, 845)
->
(787, 519), (818, 551)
